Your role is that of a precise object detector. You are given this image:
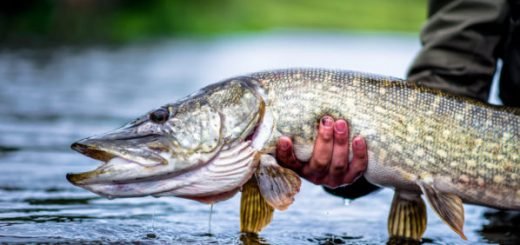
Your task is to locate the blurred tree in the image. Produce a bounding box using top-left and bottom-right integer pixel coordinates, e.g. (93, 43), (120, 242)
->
(0, 0), (426, 44)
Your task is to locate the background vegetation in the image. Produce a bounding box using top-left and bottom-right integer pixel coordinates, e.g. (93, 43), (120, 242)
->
(0, 0), (427, 44)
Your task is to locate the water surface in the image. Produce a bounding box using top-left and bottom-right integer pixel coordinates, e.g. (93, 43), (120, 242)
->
(0, 32), (517, 244)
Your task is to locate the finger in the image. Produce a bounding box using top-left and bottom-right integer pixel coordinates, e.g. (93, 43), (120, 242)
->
(303, 116), (334, 176)
(342, 136), (368, 184)
(276, 136), (302, 170)
(321, 178), (343, 189)
(329, 120), (350, 176)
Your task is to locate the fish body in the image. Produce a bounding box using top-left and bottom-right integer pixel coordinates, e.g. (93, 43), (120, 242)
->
(249, 69), (519, 210)
(68, 68), (519, 241)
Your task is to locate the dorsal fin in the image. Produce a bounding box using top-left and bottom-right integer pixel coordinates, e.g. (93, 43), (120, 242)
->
(417, 180), (467, 240)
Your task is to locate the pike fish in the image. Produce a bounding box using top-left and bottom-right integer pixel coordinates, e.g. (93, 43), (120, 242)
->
(67, 69), (519, 241)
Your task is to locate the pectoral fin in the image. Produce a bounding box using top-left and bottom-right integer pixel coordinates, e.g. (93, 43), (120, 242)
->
(417, 180), (467, 240)
(240, 177), (274, 233)
(255, 154), (301, 210)
(387, 191), (427, 242)
(239, 154), (301, 233)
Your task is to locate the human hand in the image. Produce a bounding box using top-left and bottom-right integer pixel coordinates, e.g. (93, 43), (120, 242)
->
(276, 116), (368, 188)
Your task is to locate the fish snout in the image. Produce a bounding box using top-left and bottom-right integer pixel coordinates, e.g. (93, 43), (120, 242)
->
(70, 138), (115, 162)
(71, 141), (89, 153)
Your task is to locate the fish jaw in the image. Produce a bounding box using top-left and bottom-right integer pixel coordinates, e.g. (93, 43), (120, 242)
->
(67, 133), (221, 187)
(69, 141), (259, 201)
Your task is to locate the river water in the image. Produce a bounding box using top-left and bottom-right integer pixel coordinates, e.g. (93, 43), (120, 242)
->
(0, 32), (517, 244)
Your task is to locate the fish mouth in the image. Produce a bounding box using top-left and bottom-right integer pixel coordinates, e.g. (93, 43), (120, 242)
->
(66, 138), (258, 201)
(66, 134), (169, 186)
(70, 141), (117, 162)
(67, 140), (257, 201)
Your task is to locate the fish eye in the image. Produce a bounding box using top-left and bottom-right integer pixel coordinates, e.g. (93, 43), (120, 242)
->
(149, 108), (169, 124)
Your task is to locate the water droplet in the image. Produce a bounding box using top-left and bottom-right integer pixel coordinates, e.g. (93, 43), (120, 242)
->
(208, 204), (214, 234)
(343, 199), (352, 206)
(151, 206), (156, 234)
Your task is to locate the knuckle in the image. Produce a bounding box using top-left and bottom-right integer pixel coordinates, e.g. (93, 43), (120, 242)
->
(333, 149), (349, 161)
(331, 166), (346, 177)
(312, 164), (327, 173)
(331, 159), (346, 169)
(357, 148), (366, 155)
(352, 162), (367, 173)
(303, 165), (325, 177)
(334, 136), (348, 145)
(320, 133), (333, 142)
(319, 126), (334, 139)
(355, 155), (367, 163)
(354, 149), (367, 159)
(314, 156), (330, 168)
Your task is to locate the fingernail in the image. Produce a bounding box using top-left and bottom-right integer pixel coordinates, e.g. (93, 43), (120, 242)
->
(321, 117), (333, 127)
(335, 120), (346, 133)
(353, 137), (364, 149)
(280, 141), (290, 151)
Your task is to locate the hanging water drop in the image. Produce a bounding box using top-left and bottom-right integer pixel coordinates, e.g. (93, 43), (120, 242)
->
(343, 198), (352, 206)
(145, 205), (157, 239)
(208, 204), (214, 235)
(152, 206), (156, 233)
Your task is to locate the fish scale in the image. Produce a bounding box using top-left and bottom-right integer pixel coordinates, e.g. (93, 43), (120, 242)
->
(250, 68), (519, 209)
(68, 68), (519, 241)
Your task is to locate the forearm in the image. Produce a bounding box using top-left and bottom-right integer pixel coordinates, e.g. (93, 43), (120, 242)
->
(407, 0), (510, 102)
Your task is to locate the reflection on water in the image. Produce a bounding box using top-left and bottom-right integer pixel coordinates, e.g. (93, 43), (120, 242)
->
(479, 210), (520, 244)
(240, 233), (272, 245)
(0, 32), (517, 244)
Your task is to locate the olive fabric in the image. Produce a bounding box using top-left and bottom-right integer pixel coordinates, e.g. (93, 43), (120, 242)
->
(324, 176), (381, 200)
(500, 0), (520, 106)
(408, 0), (520, 106)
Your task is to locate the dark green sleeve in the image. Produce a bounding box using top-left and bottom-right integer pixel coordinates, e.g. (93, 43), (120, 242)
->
(407, 0), (510, 102)
(499, 0), (520, 107)
(323, 176), (381, 200)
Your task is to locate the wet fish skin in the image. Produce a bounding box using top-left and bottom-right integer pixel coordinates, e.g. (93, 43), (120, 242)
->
(68, 68), (519, 240)
(249, 68), (519, 210)
(67, 79), (265, 199)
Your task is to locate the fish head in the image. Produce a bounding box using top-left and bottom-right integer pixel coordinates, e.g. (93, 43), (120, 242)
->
(67, 77), (266, 200)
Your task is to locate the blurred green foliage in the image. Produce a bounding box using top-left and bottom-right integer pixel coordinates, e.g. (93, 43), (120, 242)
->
(0, 0), (426, 44)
